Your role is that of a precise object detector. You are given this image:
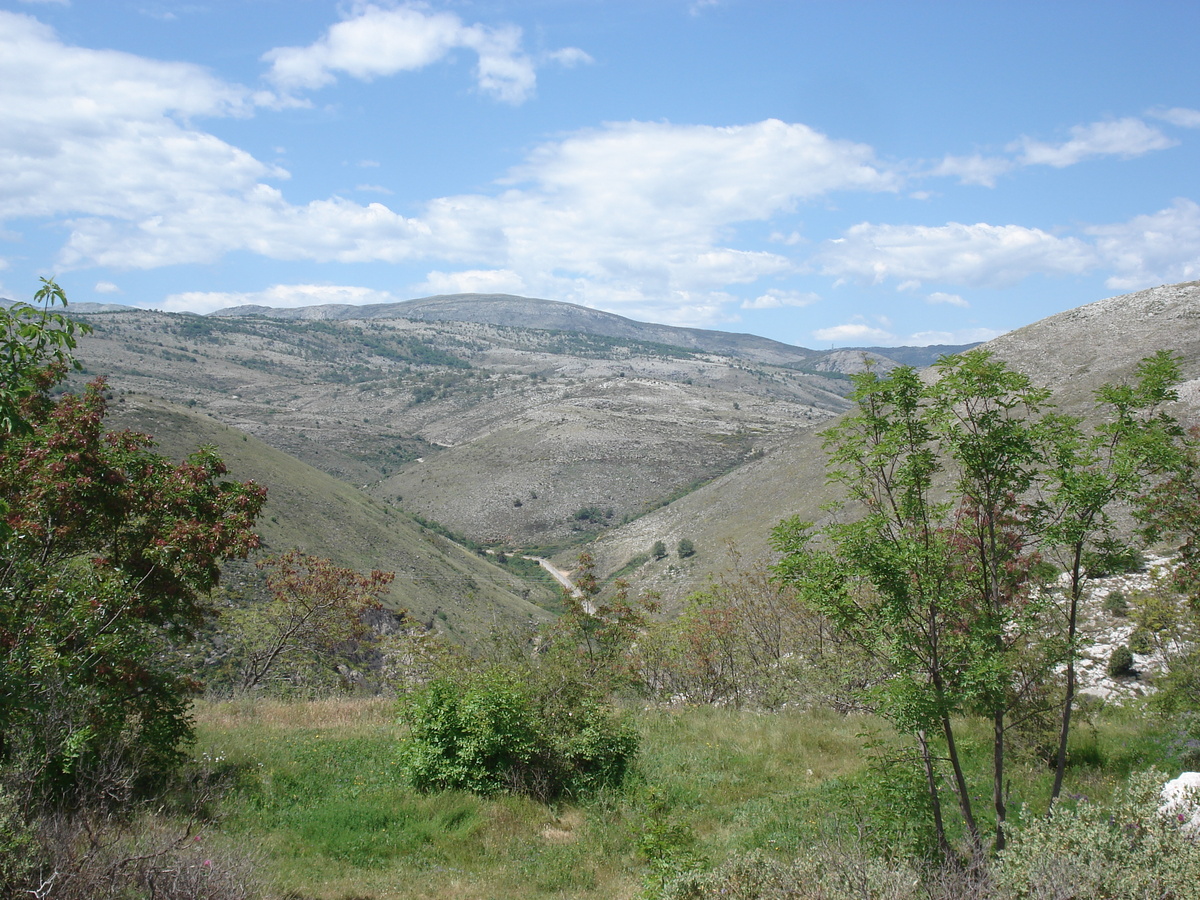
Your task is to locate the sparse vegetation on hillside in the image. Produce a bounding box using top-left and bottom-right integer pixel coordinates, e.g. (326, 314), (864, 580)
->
(772, 348), (1194, 858)
(4, 284), (1200, 898)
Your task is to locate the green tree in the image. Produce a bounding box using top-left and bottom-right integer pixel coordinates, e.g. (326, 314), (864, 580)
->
(227, 550), (395, 693)
(0, 277), (90, 436)
(772, 349), (1186, 857)
(677, 538), (696, 558)
(651, 540), (668, 560)
(0, 281), (265, 803)
(1039, 350), (1185, 803)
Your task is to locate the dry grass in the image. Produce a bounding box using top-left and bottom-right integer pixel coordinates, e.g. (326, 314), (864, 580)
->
(193, 696), (397, 732)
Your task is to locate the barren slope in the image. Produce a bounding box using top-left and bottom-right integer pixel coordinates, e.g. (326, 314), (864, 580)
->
(101, 392), (558, 642)
(587, 281), (1200, 602)
(70, 305), (852, 546)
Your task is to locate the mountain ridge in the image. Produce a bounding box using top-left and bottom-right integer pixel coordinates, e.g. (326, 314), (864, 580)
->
(579, 280), (1200, 602)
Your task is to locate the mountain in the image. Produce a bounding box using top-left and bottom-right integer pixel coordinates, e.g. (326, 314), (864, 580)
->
(103, 392), (557, 642)
(215, 293), (978, 370)
(580, 281), (1200, 603)
(62, 283), (1197, 621)
(69, 299), (855, 548)
(218, 293), (822, 367)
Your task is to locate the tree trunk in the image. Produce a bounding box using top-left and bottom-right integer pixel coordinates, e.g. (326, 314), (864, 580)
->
(1050, 545), (1086, 807)
(918, 729), (953, 861)
(993, 709), (1006, 852)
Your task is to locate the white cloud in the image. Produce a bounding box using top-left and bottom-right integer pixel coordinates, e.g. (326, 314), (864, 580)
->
(813, 320), (895, 344)
(933, 153), (1013, 187)
(94, 280), (120, 294)
(818, 221), (1097, 288)
(61, 190), (432, 269)
(926, 291), (968, 307)
(262, 2), (581, 105)
(3, 7), (897, 326)
(160, 283), (402, 315)
(769, 231), (807, 246)
(355, 184), (394, 194)
(931, 116), (1181, 188)
(417, 268), (528, 295)
(741, 288), (820, 309)
(1012, 117), (1176, 167)
(1087, 198), (1200, 290)
(545, 47), (593, 68)
(0, 10), (284, 231)
(1148, 107), (1200, 129)
(0, 12), (904, 323)
(813, 318), (1001, 348)
(907, 327), (1002, 345)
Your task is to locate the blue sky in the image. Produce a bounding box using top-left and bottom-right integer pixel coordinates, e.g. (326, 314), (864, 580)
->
(2, 0), (1198, 347)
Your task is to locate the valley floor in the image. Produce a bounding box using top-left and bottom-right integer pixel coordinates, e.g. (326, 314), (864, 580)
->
(191, 697), (1173, 900)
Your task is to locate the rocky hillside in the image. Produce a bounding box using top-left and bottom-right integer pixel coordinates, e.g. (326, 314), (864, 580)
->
(69, 299), (855, 547)
(583, 281), (1200, 602)
(60, 283), (1196, 623)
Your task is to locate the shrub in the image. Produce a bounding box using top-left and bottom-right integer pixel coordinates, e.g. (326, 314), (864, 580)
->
(1107, 645), (1136, 678)
(0, 786), (36, 897)
(652, 540), (668, 560)
(677, 538), (696, 559)
(1128, 627), (1154, 655)
(661, 846), (928, 900)
(1103, 590), (1129, 617)
(1083, 540), (1146, 578)
(995, 769), (1200, 899)
(398, 668), (636, 801)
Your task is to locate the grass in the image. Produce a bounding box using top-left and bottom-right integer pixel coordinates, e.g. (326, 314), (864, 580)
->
(191, 698), (1178, 900)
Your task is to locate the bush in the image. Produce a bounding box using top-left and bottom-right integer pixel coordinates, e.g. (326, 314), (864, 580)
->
(1129, 627), (1155, 655)
(1103, 590), (1129, 617)
(995, 769), (1200, 899)
(1107, 645), (1136, 678)
(398, 668), (637, 801)
(652, 540), (668, 560)
(661, 846), (929, 900)
(1083, 540), (1146, 579)
(677, 538), (696, 559)
(0, 786), (36, 897)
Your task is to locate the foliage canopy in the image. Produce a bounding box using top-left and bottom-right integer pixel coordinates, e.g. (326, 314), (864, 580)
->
(0, 281), (265, 803)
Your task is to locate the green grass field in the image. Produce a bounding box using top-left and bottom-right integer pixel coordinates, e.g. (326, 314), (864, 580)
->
(190, 698), (1178, 900)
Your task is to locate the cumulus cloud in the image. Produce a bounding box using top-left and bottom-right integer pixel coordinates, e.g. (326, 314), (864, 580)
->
(94, 281), (120, 294)
(1087, 198), (1200, 290)
(545, 47), (593, 68)
(9, 18), (892, 314)
(933, 154), (1014, 187)
(417, 268), (528, 296)
(0, 13), (906, 323)
(813, 319), (895, 344)
(907, 327), (1003, 345)
(932, 116), (1180, 187)
(741, 288), (820, 309)
(1149, 107), (1200, 128)
(1012, 117), (1176, 167)
(397, 118), (896, 313)
(0, 10), (286, 231)
(60, 190), (431, 269)
(160, 283), (402, 315)
(818, 221), (1097, 288)
(926, 291), (968, 307)
(813, 318), (1001, 347)
(262, 2), (581, 104)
